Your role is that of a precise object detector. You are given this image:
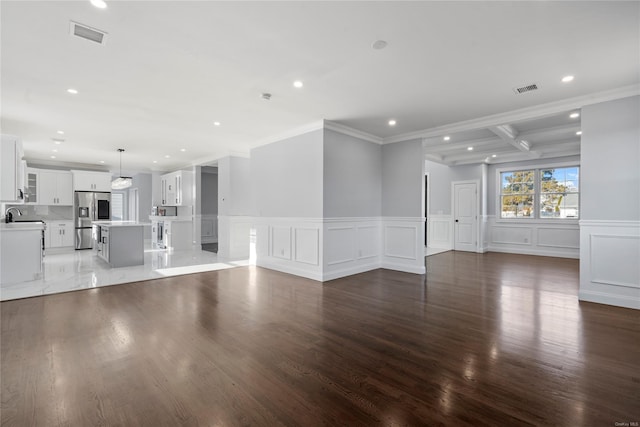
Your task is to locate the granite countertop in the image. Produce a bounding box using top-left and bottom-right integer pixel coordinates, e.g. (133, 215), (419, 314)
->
(93, 221), (149, 227)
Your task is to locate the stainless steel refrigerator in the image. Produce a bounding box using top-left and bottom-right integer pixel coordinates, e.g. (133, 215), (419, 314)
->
(74, 191), (111, 249)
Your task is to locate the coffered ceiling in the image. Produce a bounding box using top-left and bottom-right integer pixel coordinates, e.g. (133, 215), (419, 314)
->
(1, 1), (638, 172)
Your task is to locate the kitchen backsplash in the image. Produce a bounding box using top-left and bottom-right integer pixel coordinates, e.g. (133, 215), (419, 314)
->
(4, 204), (74, 221)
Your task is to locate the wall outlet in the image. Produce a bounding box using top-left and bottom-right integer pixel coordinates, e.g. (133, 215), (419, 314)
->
(524, 238), (529, 243)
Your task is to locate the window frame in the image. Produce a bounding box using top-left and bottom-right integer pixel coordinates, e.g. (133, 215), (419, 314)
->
(496, 161), (580, 223)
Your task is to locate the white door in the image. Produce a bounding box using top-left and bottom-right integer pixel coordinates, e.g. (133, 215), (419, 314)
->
(454, 182), (477, 252)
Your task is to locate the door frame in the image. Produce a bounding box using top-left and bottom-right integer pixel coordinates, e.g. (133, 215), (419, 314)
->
(424, 172), (430, 247)
(451, 179), (480, 252)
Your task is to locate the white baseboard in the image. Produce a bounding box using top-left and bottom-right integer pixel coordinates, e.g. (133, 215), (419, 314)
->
(257, 259), (322, 282)
(381, 262), (426, 275)
(487, 245), (579, 259)
(579, 290), (640, 310)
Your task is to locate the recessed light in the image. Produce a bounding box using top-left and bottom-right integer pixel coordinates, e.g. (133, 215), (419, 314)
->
(443, 136), (450, 141)
(561, 75), (574, 83)
(570, 112), (580, 119)
(67, 88), (78, 94)
(90, 0), (107, 9)
(54, 140), (62, 145)
(180, 148), (186, 152)
(52, 149), (58, 153)
(213, 121), (221, 126)
(57, 130), (64, 135)
(492, 154), (497, 158)
(388, 119), (397, 126)
(153, 160), (157, 164)
(467, 147), (474, 151)
(164, 155), (170, 158)
(372, 40), (388, 50)
(576, 131), (582, 136)
(99, 160), (105, 164)
(293, 80), (303, 88)
(50, 155), (56, 159)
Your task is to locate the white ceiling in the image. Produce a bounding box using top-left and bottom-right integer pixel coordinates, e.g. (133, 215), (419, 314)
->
(2, 1), (639, 172)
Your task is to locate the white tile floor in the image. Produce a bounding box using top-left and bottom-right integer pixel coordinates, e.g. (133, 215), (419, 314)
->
(0, 242), (251, 301)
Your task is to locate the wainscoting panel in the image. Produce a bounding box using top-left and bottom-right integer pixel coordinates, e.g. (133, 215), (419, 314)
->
(487, 216), (579, 258)
(537, 227), (579, 249)
(271, 226), (292, 260)
(381, 218), (426, 275)
(217, 216), (252, 260)
(580, 220), (640, 310)
(326, 227), (356, 266)
(294, 228), (319, 266)
(255, 217), (426, 281)
(357, 225), (378, 259)
(322, 218), (381, 281)
(428, 215), (452, 250)
(254, 218), (324, 281)
(491, 225), (533, 246)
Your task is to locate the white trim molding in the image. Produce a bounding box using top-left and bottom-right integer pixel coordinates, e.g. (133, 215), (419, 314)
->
(486, 215), (580, 258)
(427, 214), (453, 250)
(579, 220), (640, 310)
(254, 216), (426, 281)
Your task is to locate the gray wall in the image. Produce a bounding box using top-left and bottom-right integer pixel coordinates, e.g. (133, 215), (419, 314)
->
(382, 139), (424, 217)
(581, 96), (640, 221)
(425, 161), (483, 215)
(218, 156), (251, 216)
(251, 129), (324, 218)
(201, 169), (218, 215)
(323, 129), (381, 217)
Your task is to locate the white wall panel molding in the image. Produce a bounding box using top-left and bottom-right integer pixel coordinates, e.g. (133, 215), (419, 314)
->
(487, 216), (579, 258)
(322, 218), (381, 280)
(381, 218), (426, 275)
(428, 214), (452, 249)
(254, 217), (324, 281)
(217, 215), (252, 260)
(580, 221), (640, 310)
(255, 216), (426, 281)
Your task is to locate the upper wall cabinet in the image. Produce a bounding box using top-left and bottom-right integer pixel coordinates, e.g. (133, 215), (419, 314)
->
(161, 170), (192, 206)
(71, 170), (112, 192)
(24, 167), (39, 204)
(39, 170), (73, 205)
(1, 135), (25, 202)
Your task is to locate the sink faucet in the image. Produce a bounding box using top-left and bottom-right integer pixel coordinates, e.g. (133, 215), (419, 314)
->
(4, 207), (22, 223)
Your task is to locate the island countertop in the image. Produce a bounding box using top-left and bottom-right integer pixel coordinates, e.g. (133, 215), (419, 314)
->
(92, 221), (149, 227)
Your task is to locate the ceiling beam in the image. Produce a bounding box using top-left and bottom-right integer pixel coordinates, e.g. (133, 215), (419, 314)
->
(488, 124), (530, 152)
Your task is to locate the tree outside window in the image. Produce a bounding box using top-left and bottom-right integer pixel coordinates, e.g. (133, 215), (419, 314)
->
(501, 170), (534, 218)
(500, 166), (579, 219)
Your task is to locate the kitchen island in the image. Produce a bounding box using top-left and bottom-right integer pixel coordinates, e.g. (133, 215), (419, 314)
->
(93, 221), (145, 268)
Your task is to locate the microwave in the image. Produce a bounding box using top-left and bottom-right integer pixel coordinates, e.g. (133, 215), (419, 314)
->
(152, 206), (177, 216)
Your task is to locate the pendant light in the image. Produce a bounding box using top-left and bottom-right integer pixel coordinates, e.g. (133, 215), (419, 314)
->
(111, 148), (132, 189)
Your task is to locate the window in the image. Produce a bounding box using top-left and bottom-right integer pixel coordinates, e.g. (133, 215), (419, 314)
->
(500, 166), (579, 219)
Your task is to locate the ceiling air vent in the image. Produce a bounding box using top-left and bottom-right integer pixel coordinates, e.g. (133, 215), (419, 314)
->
(69, 21), (107, 45)
(513, 83), (539, 94)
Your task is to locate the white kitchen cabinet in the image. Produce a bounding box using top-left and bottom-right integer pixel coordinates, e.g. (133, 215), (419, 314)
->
(47, 221), (74, 248)
(0, 224), (43, 283)
(24, 168), (39, 204)
(161, 171), (192, 206)
(71, 170), (112, 192)
(1, 134), (25, 202)
(39, 171), (73, 205)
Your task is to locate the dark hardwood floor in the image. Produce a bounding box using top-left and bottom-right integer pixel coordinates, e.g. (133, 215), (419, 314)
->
(2, 251), (639, 426)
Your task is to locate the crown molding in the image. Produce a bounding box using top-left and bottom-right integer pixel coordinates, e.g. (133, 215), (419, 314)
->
(323, 120), (384, 144)
(384, 84), (640, 144)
